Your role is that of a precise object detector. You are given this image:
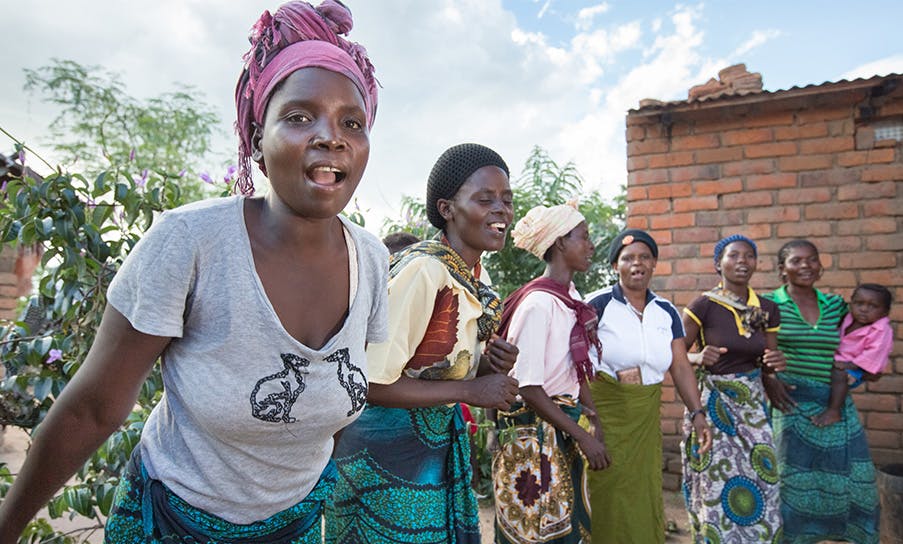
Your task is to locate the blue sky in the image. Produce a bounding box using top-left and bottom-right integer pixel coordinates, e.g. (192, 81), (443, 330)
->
(2, 0), (901, 229)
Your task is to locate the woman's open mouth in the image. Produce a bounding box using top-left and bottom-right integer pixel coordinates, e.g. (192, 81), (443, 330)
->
(307, 165), (347, 185)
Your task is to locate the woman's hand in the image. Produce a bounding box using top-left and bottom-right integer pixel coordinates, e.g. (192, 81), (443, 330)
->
(694, 345), (727, 367)
(761, 348), (787, 373)
(692, 415), (713, 455)
(484, 334), (518, 374)
(762, 373), (796, 412)
(577, 434), (612, 471)
(467, 373), (519, 410)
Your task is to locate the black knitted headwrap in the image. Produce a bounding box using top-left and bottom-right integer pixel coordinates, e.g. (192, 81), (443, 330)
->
(608, 229), (658, 265)
(426, 143), (509, 229)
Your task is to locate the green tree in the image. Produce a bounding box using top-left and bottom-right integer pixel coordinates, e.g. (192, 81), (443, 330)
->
(0, 60), (229, 542)
(23, 59), (223, 202)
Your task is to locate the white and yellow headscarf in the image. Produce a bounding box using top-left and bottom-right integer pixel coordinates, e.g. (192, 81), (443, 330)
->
(511, 202), (586, 259)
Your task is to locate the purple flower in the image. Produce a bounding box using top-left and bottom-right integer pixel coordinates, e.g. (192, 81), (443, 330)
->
(133, 169), (149, 188)
(178, 169), (187, 178)
(199, 171), (214, 184)
(17, 150), (25, 165)
(129, 148), (136, 162)
(85, 197), (97, 209)
(1, 180), (7, 192)
(46, 349), (63, 364)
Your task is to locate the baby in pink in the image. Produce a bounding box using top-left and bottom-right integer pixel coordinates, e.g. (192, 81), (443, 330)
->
(814, 283), (894, 426)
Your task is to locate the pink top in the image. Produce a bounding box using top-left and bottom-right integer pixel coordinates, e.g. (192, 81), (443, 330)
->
(835, 314), (893, 374)
(506, 285), (582, 399)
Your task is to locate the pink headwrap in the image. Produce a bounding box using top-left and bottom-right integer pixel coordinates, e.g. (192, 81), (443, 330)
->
(234, 0), (378, 195)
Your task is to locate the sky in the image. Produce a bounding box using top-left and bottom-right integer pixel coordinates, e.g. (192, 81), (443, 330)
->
(3, 0), (902, 230)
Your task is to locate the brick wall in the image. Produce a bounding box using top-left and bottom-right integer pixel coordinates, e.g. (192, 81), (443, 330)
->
(624, 76), (903, 490)
(0, 246), (20, 321)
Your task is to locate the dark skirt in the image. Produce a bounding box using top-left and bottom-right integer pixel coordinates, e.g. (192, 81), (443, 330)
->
(772, 373), (879, 544)
(104, 448), (336, 543)
(325, 403), (480, 543)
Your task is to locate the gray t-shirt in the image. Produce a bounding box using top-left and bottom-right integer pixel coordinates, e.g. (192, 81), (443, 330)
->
(107, 196), (388, 523)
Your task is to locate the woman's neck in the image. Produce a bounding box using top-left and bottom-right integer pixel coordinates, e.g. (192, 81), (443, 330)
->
(786, 282), (817, 301)
(620, 282), (647, 307)
(442, 231), (482, 269)
(542, 261), (574, 287)
(721, 278), (749, 302)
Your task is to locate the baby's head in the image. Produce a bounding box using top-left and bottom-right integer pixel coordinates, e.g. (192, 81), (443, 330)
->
(849, 283), (892, 326)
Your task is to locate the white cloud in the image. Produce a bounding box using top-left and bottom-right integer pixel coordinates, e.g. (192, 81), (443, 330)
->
(730, 29), (781, 58)
(841, 54), (903, 80)
(576, 2), (611, 32)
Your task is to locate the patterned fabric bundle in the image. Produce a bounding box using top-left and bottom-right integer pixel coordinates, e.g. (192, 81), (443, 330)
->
(105, 449), (336, 543)
(681, 370), (783, 543)
(493, 397), (591, 544)
(773, 374), (879, 544)
(325, 404), (479, 543)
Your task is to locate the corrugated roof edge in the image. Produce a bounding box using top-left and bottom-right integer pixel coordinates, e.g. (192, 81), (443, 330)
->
(629, 73), (903, 115)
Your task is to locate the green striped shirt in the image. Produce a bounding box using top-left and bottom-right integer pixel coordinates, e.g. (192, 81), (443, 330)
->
(763, 286), (847, 383)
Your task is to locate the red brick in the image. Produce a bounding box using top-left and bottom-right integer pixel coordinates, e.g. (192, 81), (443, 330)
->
(626, 125), (646, 142)
(628, 139), (670, 156)
(837, 181), (897, 201)
(672, 133), (721, 151)
(747, 206), (800, 223)
(629, 200), (671, 215)
(648, 151), (696, 169)
(647, 182), (693, 200)
(723, 191), (773, 208)
(866, 234), (903, 252)
(838, 252), (896, 269)
(851, 393), (899, 413)
(837, 148), (896, 167)
(799, 169), (859, 187)
(855, 126), (876, 150)
(776, 221), (832, 238)
(814, 235), (862, 253)
(723, 159), (775, 176)
(661, 385), (676, 402)
(742, 223), (773, 240)
(695, 147), (744, 164)
(660, 419), (678, 435)
(836, 218), (898, 235)
(796, 106), (853, 124)
(626, 216), (648, 229)
(626, 186), (647, 201)
(875, 139), (899, 148)
(723, 110), (794, 130)
(673, 196), (719, 212)
(779, 154), (834, 172)
(650, 213), (695, 229)
(647, 229), (673, 245)
(868, 412), (903, 431)
(859, 270), (900, 286)
(694, 178), (743, 196)
(804, 202), (859, 220)
(660, 275), (700, 291)
(656, 261), (673, 275)
(776, 187), (832, 205)
(661, 401), (687, 419)
(627, 155), (649, 171)
(744, 141), (798, 159)
(630, 168), (670, 185)
(799, 136), (854, 155)
(626, 114), (656, 127)
(670, 164), (720, 182)
(722, 128), (773, 146)
(828, 119), (855, 137)
(819, 270), (859, 287)
(861, 165), (903, 182)
(774, 124), (829, 140)
(863, 199), (903, 216)
(658, 243), (699, 259)
(746, 173), (798, 190)
(866, 429), (901, 449)
(673, 227), (720, 244)
(696, 210), (744, 227)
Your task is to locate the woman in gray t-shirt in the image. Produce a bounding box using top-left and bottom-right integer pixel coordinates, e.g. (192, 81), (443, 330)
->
(0, 2), (388, 542)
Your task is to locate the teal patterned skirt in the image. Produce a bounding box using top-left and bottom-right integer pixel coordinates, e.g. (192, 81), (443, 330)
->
(681, 370), (783, 543)
(772, 373), (879, 544)
(325, 403), (480, 543)
(104, 448), (336, 543)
